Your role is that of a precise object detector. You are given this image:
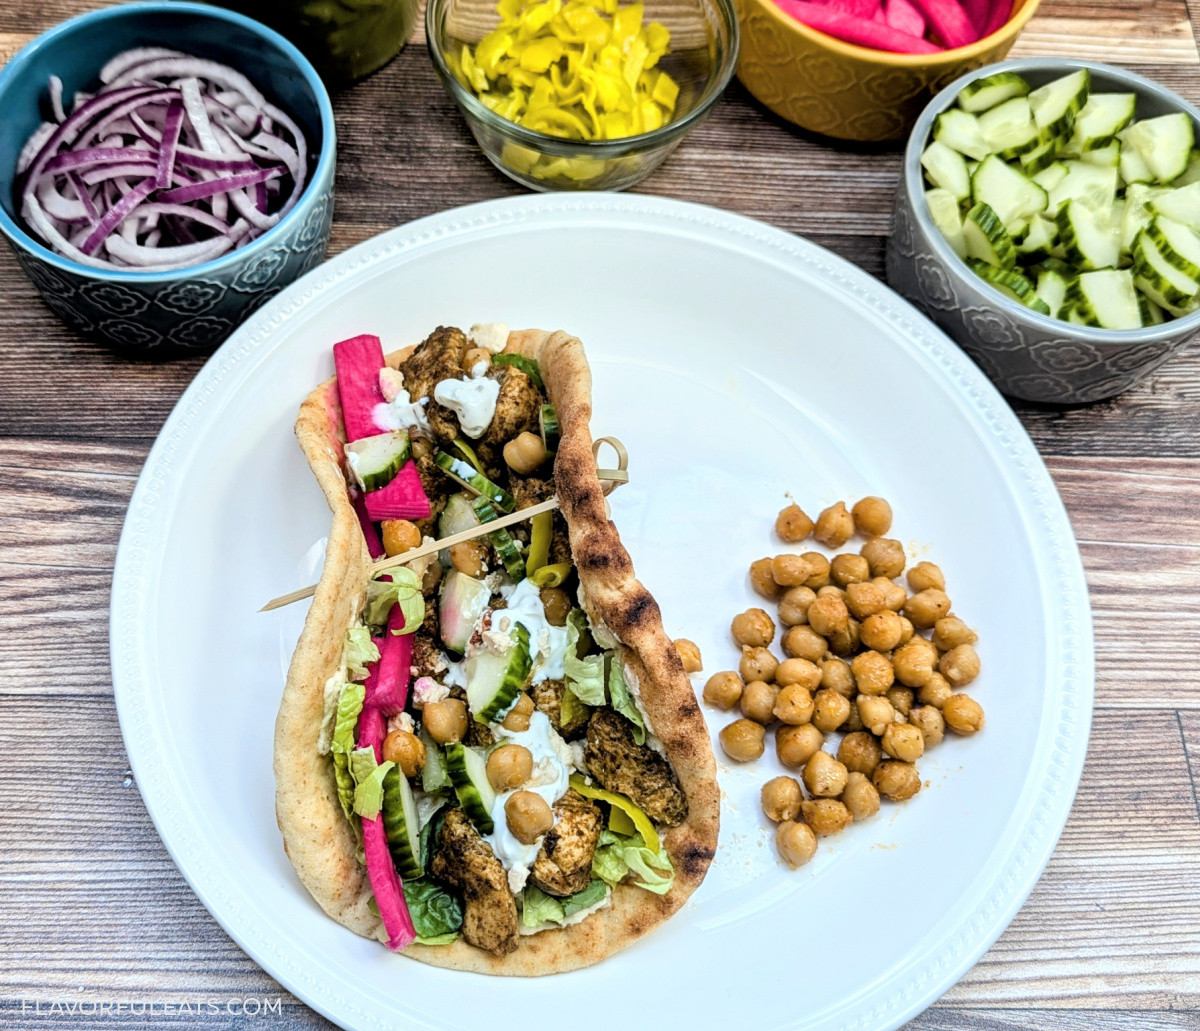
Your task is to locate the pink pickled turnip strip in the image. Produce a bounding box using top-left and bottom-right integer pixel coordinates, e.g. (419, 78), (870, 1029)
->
(357, 705), (387, 762)
(157, 165), (284, 204)
(80, 178), (154, 254)
(363, 606), (413, 717)
(361, 816), (418, 951)
(885, 0), (926, 36)
(961, 0), (989, 30)
(982, 0), (1013, 35)
(365, 462), (433, 522)
(775, 0), (944, 51)
(333, 334), (389, 442)
(156, 100), (183, 188)
(908, 0), (978, 47)
(817, 0), (880, 18)
(353, 492), (387, 559)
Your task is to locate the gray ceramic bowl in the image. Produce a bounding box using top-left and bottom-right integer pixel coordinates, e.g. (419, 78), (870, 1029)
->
(0, 2), (336, 356)
(887, 59), (1200, 405)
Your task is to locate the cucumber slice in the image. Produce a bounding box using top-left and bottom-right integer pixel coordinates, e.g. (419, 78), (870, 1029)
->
(443, 743), (496, 834)
(420, 728), (448, 792)
(382, 765), (424, 879)
(472, 496), (527, 581)
(1035, 266), (1074, 319)
(465, 621), (531, 722)
(1151, 182), (1200, 231)
(971, 155), (1048, 225)
(1028, 69), (1090, 141)
(1140, 294), (1165, 325)
(978, 97), (1040, 159)
(1020, 137), (1062, 176)
(434, 451), (516, 512)
(1120, 141), (1155, 186)
(921, 140), (971, 201)
(1033, 162), (1069, 192)
(539, 404), (560, 454)
(344, 430), (411, 492)
(1125, 112), (1195, 184)
(1057, 200), (1120, 270)
(1047, 161), (1118, 215)
(967, 259), (1052, 314)
(1015, 215), (1060, 262)
(926, 187), (967, 258)
(1172, 148), (1200, 187)
(1146, 215), (1200, 280)
(1081, 139), (1121, 169)
(934, 109), (989, 161)
(957, 72), (1031, 115)
(963, 203), (1017, 269)
(1071, 93), (1136, 152)
(1065, 269), (1143, 329)
(439, 569), (491, 653)
(1132, 229), (1200, 311)
(1121, 184), (1167, 253)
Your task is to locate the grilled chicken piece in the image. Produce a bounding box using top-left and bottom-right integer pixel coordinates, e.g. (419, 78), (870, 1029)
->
(530, 679), (590, 740)
(397, 326), (469, 445)
(510, 475), (554, 510)
(584, 708), (688, 827)
(431, 808), (519, 956)
(530, 789), (603, 897)
(476, 367), (541, 475)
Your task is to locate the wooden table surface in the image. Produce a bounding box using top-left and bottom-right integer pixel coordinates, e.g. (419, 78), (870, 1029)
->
(3, 0), (1200, 1028)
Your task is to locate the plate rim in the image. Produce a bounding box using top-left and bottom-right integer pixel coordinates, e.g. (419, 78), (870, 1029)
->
(110, 192), (1094, 1031)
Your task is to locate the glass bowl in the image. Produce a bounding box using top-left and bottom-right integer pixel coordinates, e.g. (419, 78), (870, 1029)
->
(427, 0), (739, 191)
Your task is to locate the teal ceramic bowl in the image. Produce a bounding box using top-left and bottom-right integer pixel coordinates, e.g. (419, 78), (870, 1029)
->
(0, 2), (336, 355)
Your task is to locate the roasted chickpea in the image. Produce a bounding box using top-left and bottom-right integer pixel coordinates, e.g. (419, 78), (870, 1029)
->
(933, 616), (979, 652)
(740, 680), (780, 725)
(851, 650), (895, 696)
(804, 749), (849, 797)
(893, 637), (938, 687)
(896, 615), (915, 646)
(873, 576), (908, 611)
(776, 723), (824, 767)
(813, 501), (855, 549)
(381, 519), (422, 558)
(904, 589), (951, 630)
(830, 553), (871, 587)
(800, 551), (831, 589)
(749, 557), (783, 600)
(908, 705), (945, 747)
(811, 688), (851, 732)
(776, 820), (818, 867)
(778, 586), (816, 627)
(873, 761), (922, 801)
(422, 558), (445, 594)
(838, 731), (882, 776)
(541, 587), (571, 627)
(943, 693), (985, 735)
(860, 609), (904, 651)
(771, 554), (811, 588)
(503, 431), (547, 475)
(852, 496), (893, 537)
(423, 698), (468, 745)
(773, 683), (814, 725)
(487, 743), (534, 791)
(917, 672), (954, 708)
(732, 608), (775, 648)
(461, 346), (493, 373)
(449, 540), (488, 578)
(502, 692), (535, 732)
(762, 776), (803, 822)
(816, 585), (846, 600)
(907, 561), (946, 593)
(843, 580), (885, 621)
(807, 594), (850, 637)
(886, 686), (915, 717)
(844, 698), (865, 732)
(720, 718), (766, 761)
(776, 657), (822, 691)
(857, 694), (896, 736)
(826, 618), (861, 657)
(861, 537), (906, 579)
(783, 625), (827, 663)
(703, 671), (744, 710)
(801, 798), (853, 836)
(410, 436), (433, 460)
(674, 638), (703, 673)
(505, 790), (554, 844)
(939, 643), (981, 687)
(739, 645), (779, 684)
(882, 722), (925, 762)
(382, 729), (426, 778)
(841, 771), (881, 820)
(819, 657), (856, 697)
(776, 503), (814, 543)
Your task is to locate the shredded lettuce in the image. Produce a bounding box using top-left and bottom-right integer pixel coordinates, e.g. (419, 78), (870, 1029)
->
(330, 683), (366, 820)
(521, 885), (565, 928)
(350, 748), (394, 821)
(565, 609), (606, 706)
(561, 879), (609, 918)
(560, 683), (591, 729)
(343, 627), (380, 681)
(591, 829), (674, 895)
(607, 655), (646, 745)
(366, 567), (425, 634)
(402, 877), (463, 945)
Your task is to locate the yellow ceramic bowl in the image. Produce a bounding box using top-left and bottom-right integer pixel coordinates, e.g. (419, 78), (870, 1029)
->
(734, 0), (1041, 141)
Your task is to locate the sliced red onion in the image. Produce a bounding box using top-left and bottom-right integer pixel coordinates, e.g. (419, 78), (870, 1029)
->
(49, 75), (66, 123)
(99, 47), (188, 84)
(17, 122), (55, 175)
(156, 101), (183, 188)
(158, 165), (283, 204)
(67, 171), (99, 223)
(80, 178), (154, 254)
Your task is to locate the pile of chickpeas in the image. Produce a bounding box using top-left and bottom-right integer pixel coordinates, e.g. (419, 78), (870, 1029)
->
(701, 496), (985, 870)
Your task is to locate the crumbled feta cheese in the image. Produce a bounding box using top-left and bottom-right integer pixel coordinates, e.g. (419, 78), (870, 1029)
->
(482, 628), (516, 655)
(387, 711), (415, 735)
(413, 676), (449, 708)
(468, 322), (509, 353)
(378, 366), (405, 403)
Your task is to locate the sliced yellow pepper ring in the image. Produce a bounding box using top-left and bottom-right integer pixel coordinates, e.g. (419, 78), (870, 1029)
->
(526, 510), (553, 576)
(569, 774), (659, 852)
(608, 804), (637, 836)
(530, 561), (571, 588)
(451, 437), (485, 475)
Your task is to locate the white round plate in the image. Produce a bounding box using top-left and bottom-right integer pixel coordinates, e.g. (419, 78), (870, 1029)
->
(111, 194), (1093, 1031)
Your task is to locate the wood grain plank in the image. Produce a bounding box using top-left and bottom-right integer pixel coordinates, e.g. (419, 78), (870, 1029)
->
(909, 1011), (1200, 1030)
